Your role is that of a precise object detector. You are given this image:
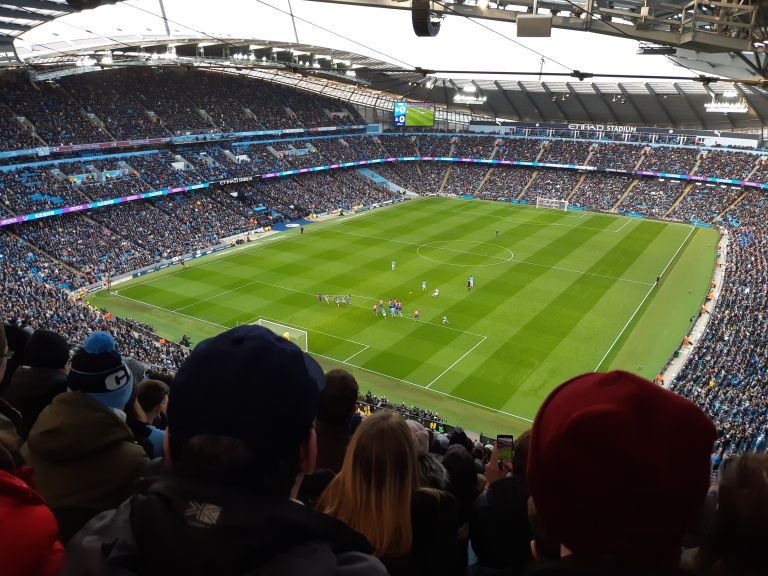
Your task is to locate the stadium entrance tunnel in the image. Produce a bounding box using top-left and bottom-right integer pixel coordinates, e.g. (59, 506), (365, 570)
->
(417, 240), (513, 266)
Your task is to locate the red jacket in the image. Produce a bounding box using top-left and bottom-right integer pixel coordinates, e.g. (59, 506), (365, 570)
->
(0, 467), (64, 576)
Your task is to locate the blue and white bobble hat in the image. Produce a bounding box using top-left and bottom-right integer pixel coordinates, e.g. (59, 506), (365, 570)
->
(67, 331), (134, 410)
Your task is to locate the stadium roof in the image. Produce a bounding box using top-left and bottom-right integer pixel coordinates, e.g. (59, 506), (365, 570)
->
(6, 0), (768, 129)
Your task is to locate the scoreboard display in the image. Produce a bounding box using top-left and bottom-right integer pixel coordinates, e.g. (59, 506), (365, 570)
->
(393, 102), (435, 127)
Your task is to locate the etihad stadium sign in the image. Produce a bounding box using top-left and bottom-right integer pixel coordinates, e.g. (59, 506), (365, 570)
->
(568, 123), (637, 133)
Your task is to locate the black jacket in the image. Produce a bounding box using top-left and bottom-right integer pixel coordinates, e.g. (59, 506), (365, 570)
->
(2, 366), (67, 439)
(61, 474), (389, 576)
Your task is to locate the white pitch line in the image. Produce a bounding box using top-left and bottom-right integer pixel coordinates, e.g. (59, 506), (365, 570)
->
(451, 206), (634, 232)
(111, 293), (229, 330)
(311, 351), (533, 423)
(343, 345), (369, 363)
(118, 197), (419, 292)
(593, 224), (696, 372)
(337, 229), (652, 285)
(427, 336), (487, 389)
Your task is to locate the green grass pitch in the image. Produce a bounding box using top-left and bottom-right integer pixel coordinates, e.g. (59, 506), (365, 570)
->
(405, 106), (434, 127)
(91, 197), (718, 436)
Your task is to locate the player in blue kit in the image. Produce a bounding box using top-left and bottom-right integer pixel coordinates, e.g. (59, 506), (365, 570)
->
(442, 316), (449, 324)
(422, 281), (427, 291)
(392, 260), (396, 271)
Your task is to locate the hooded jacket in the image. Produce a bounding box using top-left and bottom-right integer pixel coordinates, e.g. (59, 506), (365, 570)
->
(0, 467), (64, 576)
(20, 391), (148, 542)
(2, 366), (68, 439)
(61, 474), (389, 576)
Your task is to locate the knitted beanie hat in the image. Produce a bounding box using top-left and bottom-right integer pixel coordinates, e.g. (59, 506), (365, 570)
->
(67, 332), (133, 410)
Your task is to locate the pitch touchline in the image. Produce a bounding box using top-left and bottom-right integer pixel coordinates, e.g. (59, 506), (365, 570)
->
(593, 225), (696, 372)
(120, 198), (422, 291)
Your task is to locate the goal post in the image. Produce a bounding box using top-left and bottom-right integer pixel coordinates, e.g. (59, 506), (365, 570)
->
(256, 319), (308, 352)
(536, 197), (568, 211)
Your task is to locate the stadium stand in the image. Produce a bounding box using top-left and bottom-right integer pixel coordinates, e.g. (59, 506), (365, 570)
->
(5, 73), (768, 575)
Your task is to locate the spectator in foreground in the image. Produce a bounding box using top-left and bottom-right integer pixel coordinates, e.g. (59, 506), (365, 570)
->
(694, 454), (768, 576)
(61, 325), (387, 576)
(124, 379), (169, 459)
(0, 420), (64, 576)
(526, 371), (717, 575)
(3, 329), (71, 439)
(318, 410), (461, 576)
(20, 331), (148, 543)
(0, 323), (30, 395)
(315, 368), (359, 473)
(469, 433), (534, 575)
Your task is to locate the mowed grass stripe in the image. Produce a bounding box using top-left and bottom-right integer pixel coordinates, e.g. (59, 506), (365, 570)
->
(96, 197), (716, 429)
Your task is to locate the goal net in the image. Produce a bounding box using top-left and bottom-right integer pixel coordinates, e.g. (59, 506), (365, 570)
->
(536, 197), (568, 211)
(256, 319), (308, 352)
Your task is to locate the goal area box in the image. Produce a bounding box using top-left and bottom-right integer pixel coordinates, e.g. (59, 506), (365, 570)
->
(536, 197), (568, 211)
(255, 319), (308, 352)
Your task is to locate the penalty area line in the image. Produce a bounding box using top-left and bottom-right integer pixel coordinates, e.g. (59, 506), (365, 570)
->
(310, 351), (533, 423)
(426, 336), (487, 389)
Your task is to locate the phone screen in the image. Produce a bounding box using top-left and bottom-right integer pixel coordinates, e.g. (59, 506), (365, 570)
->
(497, 434), (514, 463)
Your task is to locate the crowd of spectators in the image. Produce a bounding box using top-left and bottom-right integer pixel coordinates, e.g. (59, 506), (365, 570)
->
(451, 136), (496, 159)
(380, 135), (418, 157)
(671, 192), (768, 471)
(538, 139), (592, 165)
(59, 71), (170, 141)
(493, 138), (542, 162)
(695, 150), (758, 181)
(668, 184), (742, 222)
(523, 169), (583, 200)
(442, 165), (488, 196)
(571, 173), (633, 211)
(588, 142), (643, 170)
(13, 215), (155, 278)
(0, 230), (188, 372)
(126, 68), (215, 134)
(0, 168), (85, 215)
(5, 120), (768, 576)
(0, 110), (40, 152)
(1, 78), (107, 146)
(416, 135), (454, 157)
(476, 167), (536, 200)
(618, 178), (686, 217)
(642, 146), (701, 174)
(217, 75), (303, 131)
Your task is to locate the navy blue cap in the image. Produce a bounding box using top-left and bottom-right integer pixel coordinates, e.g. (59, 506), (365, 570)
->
(168, 325), (325, 459)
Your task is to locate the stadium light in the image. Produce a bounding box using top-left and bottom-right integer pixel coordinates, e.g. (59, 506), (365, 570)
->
(704, 99), (749, 113)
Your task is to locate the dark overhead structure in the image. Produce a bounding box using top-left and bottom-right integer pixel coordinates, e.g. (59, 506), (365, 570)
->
(15, 35), (768, 130)
(0, 0), (126, 66)
(412, 0), (440, 37)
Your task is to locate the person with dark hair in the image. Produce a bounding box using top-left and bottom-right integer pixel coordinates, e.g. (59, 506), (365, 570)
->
(443, 444), (482, 526)
(3, 329), (71, 439)
(526, 370), (716, 575)
(469, 431), (535, 575)
(61, 325), (386, 576)
(694, 454), (768, 576)
(0, 419), (64, 576)
(0, 323), (30, 396)
(21, 331), (148, 543)
(315, 368), (359, 473)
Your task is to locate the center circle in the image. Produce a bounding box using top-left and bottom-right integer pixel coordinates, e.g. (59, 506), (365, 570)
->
(417, 241), (514, 267)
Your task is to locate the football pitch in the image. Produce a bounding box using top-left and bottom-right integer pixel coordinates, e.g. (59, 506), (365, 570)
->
(406, 106), (434, 126)
(91, 197), (718, 436)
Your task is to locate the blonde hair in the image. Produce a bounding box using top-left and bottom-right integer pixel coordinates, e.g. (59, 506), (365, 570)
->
(317, 411), (419, 558)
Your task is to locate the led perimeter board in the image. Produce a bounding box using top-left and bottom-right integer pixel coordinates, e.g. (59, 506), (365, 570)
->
(394, 102), (435, 127)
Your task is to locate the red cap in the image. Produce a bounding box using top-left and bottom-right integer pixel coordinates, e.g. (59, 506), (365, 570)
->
(528, 371), (716, 566)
